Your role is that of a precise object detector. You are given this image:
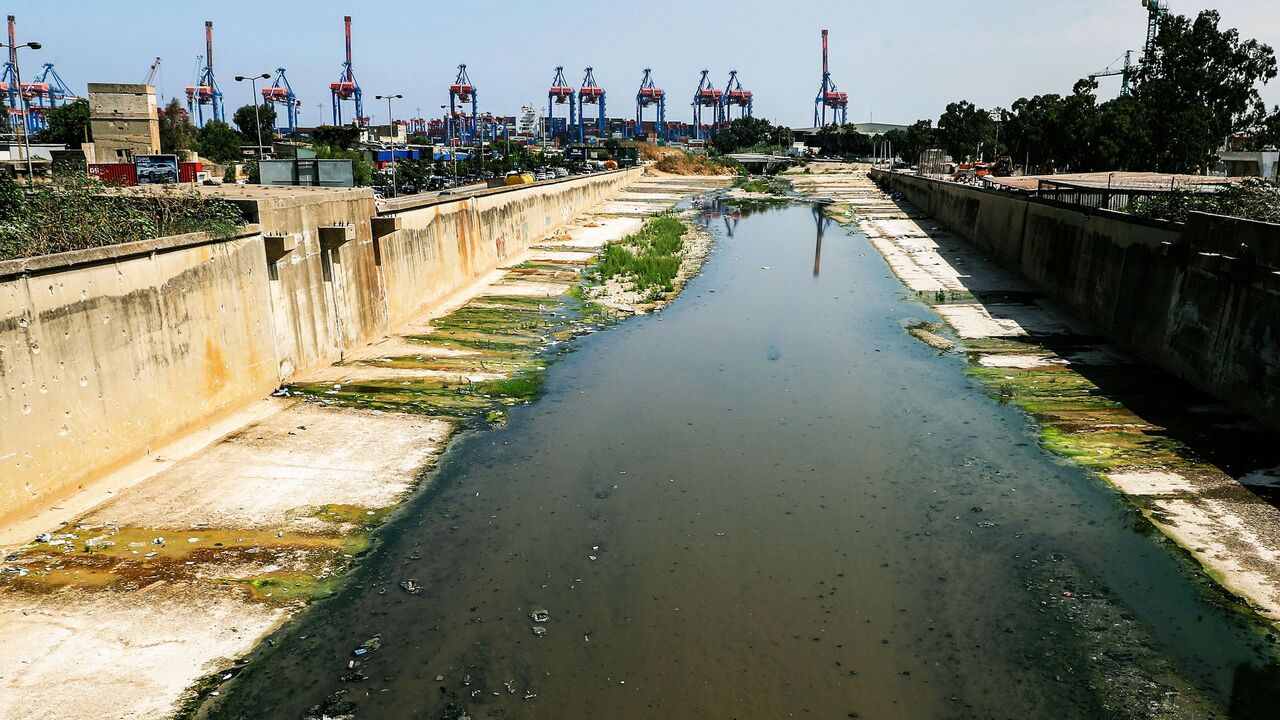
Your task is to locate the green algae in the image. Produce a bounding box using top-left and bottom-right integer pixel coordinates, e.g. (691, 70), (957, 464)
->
(286, 262), (620, 426)
(1, 525), (368, 599)
(226, 572), (344, 604)
(309, 504), (393, 529)
(913, 288), (976, 305)
(963, 363), (1197, 473)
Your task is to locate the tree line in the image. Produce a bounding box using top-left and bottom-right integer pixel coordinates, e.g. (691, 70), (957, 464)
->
(879, 9), (1279, 173)
(795, 9), (1279, 175)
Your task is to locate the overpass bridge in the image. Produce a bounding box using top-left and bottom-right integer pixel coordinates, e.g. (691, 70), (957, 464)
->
(726, 153), (794, 173)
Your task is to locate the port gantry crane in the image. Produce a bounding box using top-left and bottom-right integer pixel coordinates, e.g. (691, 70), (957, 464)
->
(448, 64), (477, 145)
(21, 63), (80, 132)
(577, 67), (605, 142)
(813, 29), (848, 127)
(330, 15), (365, 126)
(548, 65), (575, 143)
(721, 70), (753, 122)
(262, 68), (300, 135)
(692, 69), (721, 139)
(635, 68), (665, 140)
(185, 21), (224, 126)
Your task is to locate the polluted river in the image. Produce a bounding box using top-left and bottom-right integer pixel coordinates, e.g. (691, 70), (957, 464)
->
(202, 199), (1280, 720)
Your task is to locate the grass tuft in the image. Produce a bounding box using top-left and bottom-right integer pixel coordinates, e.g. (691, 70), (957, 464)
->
(596, 215), (687, 293)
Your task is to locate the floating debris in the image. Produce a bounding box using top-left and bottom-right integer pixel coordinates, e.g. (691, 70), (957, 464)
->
(399, 579), (422, 595)
(530, 609), (550, 623)
(352, 635), (382, 657)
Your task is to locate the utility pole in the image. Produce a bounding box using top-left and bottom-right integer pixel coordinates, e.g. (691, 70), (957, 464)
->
(2, 19), (42, 183)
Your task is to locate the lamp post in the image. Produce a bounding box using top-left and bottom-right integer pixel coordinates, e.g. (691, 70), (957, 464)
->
(234, 73), (271, 161)
(441, 104), (457, 187)
(375, 93), (402, 197)
(0, 38), (41, 183)
(440, 104), (454, 186)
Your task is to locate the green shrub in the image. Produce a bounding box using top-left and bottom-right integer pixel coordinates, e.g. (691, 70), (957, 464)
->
(1127, 178), (1280, 224)
(597, 215), (687, 292)
(0, 171), (243, 261)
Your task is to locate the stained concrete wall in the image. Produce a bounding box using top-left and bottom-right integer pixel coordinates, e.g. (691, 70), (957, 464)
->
(874, 169), (1280, 430)
(378, 171), (638, 327)
(0, 228), (276, 525)
(0, 169), (641, 527)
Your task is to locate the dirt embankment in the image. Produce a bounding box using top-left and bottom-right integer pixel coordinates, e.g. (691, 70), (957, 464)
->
(636, 145), (737, 177)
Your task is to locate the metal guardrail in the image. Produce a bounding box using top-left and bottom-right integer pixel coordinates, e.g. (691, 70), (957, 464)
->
(1028, 178), (1223, 211)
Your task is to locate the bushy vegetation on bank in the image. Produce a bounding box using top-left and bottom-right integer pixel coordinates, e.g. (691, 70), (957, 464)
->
(1127, 178), (1280, 224)
(596, 215), (687, 294)
(0, 172), (243, 261)
(653, 152), (736, 176)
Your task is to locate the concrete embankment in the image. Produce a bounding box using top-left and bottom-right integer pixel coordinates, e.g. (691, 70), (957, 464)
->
(0, 171), (729, 720)
(870, 168), (1280, 433)
(0, 169), (640, 530)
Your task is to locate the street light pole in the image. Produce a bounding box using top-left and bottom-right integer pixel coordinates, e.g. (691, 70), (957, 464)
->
(234, 73), (272, 161)
(1, 38), (42, 183)
(375, 93), (402, 197)
(441, 104), (456, 187)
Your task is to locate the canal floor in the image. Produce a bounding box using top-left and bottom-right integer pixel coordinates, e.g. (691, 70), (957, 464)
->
(207, 203), (1280, 720)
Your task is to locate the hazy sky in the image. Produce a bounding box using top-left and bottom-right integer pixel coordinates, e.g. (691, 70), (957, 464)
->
(7, 0), (1279, 127)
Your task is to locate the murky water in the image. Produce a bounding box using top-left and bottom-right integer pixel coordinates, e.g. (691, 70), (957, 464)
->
(208, 203), (1280, 719)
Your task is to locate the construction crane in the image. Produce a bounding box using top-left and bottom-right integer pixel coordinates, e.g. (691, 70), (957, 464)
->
(1089, 2), (1170, 97)
(262, 68), (300, 135)
(692, 70), (721, 139)
(143, 57), (161, 86)
(548, 65), (575, 144)
(1142, 0), (1169, 62)
(448, 64), (477, 145)
(185, 21), (224, 126)
(1089, 50), (1136, 96)
(721, 70), (753, 122)
(814, 29), (848, 127)
(330, 15), (365, 126)
(22, 63), (79, 132)
(635, 68), (665, 140)
(577, 66), (605, 142)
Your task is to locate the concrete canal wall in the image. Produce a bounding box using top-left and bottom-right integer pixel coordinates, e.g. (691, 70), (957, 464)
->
(0, 169), (641, 527)
(872, 169), (1280, 432)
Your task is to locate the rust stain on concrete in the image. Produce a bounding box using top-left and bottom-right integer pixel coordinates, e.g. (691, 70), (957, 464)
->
(204, 338), (228, 397)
